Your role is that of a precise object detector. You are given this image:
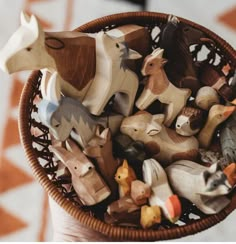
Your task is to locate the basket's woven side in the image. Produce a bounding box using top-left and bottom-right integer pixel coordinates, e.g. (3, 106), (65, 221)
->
(18, 12), (236, 241)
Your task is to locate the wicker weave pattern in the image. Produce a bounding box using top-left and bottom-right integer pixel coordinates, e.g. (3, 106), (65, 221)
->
(19, 12), (236, 241)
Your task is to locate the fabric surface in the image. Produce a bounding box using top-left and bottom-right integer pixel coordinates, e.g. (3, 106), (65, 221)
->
(0, 0), (235, 241)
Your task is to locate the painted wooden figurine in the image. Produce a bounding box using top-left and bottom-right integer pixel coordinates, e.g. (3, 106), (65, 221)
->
(195, 86), (220, 111)
(38, 72), (123, 147)
(83, 126), (120, 199)
(142, 158), (182, 223)
(220, 111), (236, 164)
(140, 205), (162, 229)
(49, 139), (111, 206)
(136, 48), (191, 127)
(166, 160), (232, 214)
(130, 180), (151, 205)
(223, 163), (236, 187)
(114, 159), (137, 198)
(120, 111), (199, 166)
(197, 104), (235, 148)
(175, 107), (204, 136)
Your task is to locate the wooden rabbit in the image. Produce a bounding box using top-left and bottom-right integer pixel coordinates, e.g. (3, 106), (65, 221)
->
(198, 104), (235, 148)
(83, 126), (120, 199)
(175, 107), (204, 136)
(166, 160), (232, 214)
(120, 111), (199, 166)
(142, 158), (182, 223)
(114, 159), (137, 198)
(140, 205), (162, 229)
(136, 48), (191, 126)
(49, 139), (111, 206)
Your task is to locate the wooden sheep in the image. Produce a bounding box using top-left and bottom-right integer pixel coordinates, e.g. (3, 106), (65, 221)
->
(140, 205), (162, 229)
(120, 111), (199, 166)
(49, 139), (111, 206)
(166, 160), (232, 214)
(135, 48), (191, 127)
(114, 159), (137, 198)
(83, 126), (120, 199)
(175, 107), (204, 136)
(197, 104), (235, 148)
(142, 158), (182, 223)
(38, 72), (123, 147)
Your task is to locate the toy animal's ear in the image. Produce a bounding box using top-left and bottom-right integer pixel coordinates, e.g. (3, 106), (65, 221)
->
(146, 122), (161, 136)
(100, 127), (111, 141)
(20, 11), (31, 25)
(152, 114), (165, 125)
(21, 12), (41, 39)
(65, 138), (82, 154)
(49, 145), (73, 165)
(128, 48), (142, 60)
(47, 72), (61, 105)
(122, 159), (129, 169)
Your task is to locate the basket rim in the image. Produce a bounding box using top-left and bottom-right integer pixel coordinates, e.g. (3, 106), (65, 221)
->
(18, 11), (236, 241)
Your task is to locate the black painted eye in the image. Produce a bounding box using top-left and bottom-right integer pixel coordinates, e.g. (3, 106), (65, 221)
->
(149, 63), (153, 66)
(134, 129), (138, 132)
(26, 47), (32, 51)
(74, 166), (77, 169)
(116, 43), (119, 48)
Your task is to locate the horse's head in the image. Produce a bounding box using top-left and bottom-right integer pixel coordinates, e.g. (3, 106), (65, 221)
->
(0, 12), (53, 74)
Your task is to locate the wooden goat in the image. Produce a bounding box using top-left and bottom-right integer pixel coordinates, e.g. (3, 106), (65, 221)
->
(136, 48), (191, 126)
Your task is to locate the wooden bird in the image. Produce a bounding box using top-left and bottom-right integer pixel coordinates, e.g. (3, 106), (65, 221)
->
(140, 205), (162, 229)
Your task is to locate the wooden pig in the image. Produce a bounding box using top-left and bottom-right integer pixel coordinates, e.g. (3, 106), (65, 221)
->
(142, 158), (182, 223)
(120, 111), (199, 166)
(140, 205), (162, 229)
(166, 160), (232, 214)
(130, 180), (151, 205)
(223, 163), (236, 187)
(0, 12), (150, 104)
(136, 48), (191, 127)
(195, 86), (220, 111)
(198, 104), (235, 148)
(38, 72), (123, 147)
(220, 111), (236, 164)
(114, 159), (137, 198)
(175, 107), (204, 136)
(83, 126), (120, 199)
(49, 139), (111, 206)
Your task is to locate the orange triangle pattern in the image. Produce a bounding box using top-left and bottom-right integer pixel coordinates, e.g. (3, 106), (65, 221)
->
(10, 77), (24, 108)
(0, 207), (28, 236)
(218, 6), (236, 31)
(0, 156), (34, 194)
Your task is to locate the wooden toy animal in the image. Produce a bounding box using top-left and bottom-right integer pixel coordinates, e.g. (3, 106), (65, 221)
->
(223, 163), (236, 187)
(0, 12), (150, 111)
(55, 161), (71, 180)
(136, 48), (191, 127)
(159, 15), (213, 95)
(198, 104), (235, 148)
(83, 126), (120, 199)
(120, 111), (199, 166)
(195, 86), (220, 110)
(140, 205), (162, 229)
(199, 148), (226, 168)
(38, 72), (123, 147)
(114, 159), (137, 198)
(49, 139), (111, 206)
(142, 159), (182, 223)
(166, 160), (232, 214)
(175, 107), (204, 136)
(130, 180), (151, 205)
(220, 111), (236, 164)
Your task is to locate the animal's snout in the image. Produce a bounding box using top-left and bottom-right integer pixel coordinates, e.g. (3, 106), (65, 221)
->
(176, 124), (181, 129)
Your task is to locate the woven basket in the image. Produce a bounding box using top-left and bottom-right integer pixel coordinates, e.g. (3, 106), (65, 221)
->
(19, 11), (236, 241)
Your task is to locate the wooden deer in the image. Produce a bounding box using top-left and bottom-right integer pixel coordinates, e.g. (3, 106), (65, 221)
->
(175, 107), (204, 136)
(136, 48), (191, 127)
(166, 160), (232, 214)
(198, 104), (235, 148)
(38, 72), (123, 147)
(142, 158), (182, 223)
(140, 205), (162, 229)
(120, 111), (199, 166)
(114, 159), (137, 198)
(83, 126), (120, 199)
(49, 139), (111, 206)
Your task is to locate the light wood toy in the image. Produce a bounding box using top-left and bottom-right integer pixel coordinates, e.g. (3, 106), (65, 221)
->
(0, 12), (150, 114)
(130, 180), (151, 205)
(175, 107), (204, 136)
(195, 86), (220, 111)
(223, 163), (236, 187)
(220, 111), (236, 164)
(135, 48), (191, 126)
(140, 205), (162, 229)
(142, 158), (182, 223)
(49, 139), (111, 206)
(55, 161), (70, 179)
(83, 126), (120, 199)
(38, 72), (123, 147)
(197, 104), (235, 148)
(114, 159), (137, 198)
(166, 160), (232, 214)
(120, 111), (199, 166)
